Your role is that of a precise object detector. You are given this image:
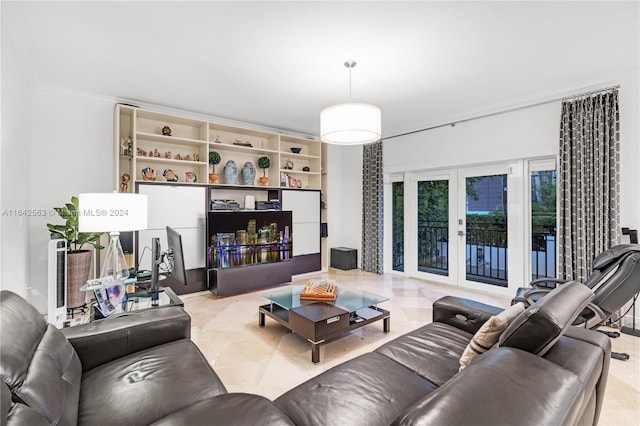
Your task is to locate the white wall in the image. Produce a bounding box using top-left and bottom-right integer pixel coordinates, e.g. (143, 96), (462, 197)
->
(24, 88), (115, 312)
(326, 144), (363, 267)
(1, 30), (33, 298)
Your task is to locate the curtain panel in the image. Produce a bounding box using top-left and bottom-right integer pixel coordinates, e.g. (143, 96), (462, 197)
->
(558, 89), (620, 282)
(362, 141), (384, 274)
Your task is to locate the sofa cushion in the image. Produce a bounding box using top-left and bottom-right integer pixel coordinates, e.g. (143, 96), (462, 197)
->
(1, 291), (82, 426)
(150, 393), (294, 426)
(275, 352), (437, 426)
(392, 347), (585, 426)
(459, 302), (525, 370)
(375, 322), (472, 386)
(78, 339), (227, 426)
(498, 281), (593, 356)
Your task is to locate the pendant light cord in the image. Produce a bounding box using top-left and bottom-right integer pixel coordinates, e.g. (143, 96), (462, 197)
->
(349, 66), (352, 102)
(345, 60), (356, 104)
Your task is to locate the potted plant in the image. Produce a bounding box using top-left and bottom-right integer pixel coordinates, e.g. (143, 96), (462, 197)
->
(47, 196), (104, 310)
(258, 156), (271, 186)
(209, 151), (221, 184)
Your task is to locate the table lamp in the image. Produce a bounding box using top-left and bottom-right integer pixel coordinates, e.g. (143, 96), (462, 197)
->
(78, 193), (148, 281)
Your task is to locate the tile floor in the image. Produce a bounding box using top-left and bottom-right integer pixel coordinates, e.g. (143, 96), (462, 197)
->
(182, 268), (640, 425)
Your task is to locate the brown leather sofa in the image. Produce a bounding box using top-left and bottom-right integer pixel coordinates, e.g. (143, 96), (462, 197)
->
(1, 281), (610, 426)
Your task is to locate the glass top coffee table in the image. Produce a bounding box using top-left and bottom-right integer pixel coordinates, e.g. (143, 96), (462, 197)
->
(259, 285), (390, 363)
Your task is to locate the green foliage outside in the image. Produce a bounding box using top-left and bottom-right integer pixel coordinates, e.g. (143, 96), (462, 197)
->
(394, 172), (557, 267)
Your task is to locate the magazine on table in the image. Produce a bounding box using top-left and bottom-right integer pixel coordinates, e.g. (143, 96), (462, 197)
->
(92, 279), (124, 317)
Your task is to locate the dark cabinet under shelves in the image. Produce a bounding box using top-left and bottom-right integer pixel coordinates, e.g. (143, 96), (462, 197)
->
(207, 210), (294, 296)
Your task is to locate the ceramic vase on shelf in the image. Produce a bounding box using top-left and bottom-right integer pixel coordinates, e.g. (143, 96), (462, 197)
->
(223, 160), (238, 184)
(241, 161), (256, 185)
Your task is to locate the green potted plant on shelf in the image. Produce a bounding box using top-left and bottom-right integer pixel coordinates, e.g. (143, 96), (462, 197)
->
(47, 196), (105, 310)
(258, 156), (271, 186)
(209, 151), (221, 184)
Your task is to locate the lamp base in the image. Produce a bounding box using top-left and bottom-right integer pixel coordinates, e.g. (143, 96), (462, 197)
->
(101, 232), (129, 281)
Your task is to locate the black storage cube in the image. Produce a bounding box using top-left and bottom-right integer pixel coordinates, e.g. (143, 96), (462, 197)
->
(331, 247), (358, 270)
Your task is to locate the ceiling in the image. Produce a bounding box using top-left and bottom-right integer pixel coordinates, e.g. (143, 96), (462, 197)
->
(3, 1), (639, 138)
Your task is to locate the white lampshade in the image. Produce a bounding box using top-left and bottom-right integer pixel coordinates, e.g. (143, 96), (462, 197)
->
(78, 193), (148, 232)
(320, 103), (381, 145)
(79, 193), (148, 283)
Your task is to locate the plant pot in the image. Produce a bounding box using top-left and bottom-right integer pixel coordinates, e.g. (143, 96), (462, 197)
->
(259, 177), (269, 186)
(209, 173), (219, 184)
(67, 250), (92, 309)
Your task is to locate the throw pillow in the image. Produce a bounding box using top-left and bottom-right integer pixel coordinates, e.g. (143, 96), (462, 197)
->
(459, 302), (525, 370)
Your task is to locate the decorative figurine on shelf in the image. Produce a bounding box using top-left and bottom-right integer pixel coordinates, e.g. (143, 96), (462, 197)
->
(120, 173), (130, 192)
(175, 153), (182, 160)
(148, 150), (154, 157)
(302, 166), (310, 172)
(164, 151), (172, 159)
(185, 171), (197, 183)
(153, 148), (161, 158)
(120, 136), (133, 156)
(193, 153), (200, 162)
(136, 147), (147, 157)
(163, 169), (178, 182)
(257, 156), (271, 186)
(241, 161), (256, 185)
(184, 154), (191, 161)
(214, 135), (222, 143)
(223, 160), (238, 184)
(142, 167), (156, 181)
(284, 159), (294, 170)
(162, 125), (172, 136)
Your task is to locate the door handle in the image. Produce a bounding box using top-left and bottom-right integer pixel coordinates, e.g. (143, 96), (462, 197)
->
(458, 231), (465, 236)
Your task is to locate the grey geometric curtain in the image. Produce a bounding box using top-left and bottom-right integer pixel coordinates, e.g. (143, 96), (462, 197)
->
(558, 89), (620, 282)
(362, 141), (384, 274)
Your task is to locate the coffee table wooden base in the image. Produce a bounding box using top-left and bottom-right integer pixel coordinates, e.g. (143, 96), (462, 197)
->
(259, 302), (390, 363)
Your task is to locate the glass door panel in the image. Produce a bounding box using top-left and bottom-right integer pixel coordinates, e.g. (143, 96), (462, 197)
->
(464, 174), (508, 287)
(417, 180), (449, 276)
(392, 181), (404, 272)
(531, 170), (557, 280)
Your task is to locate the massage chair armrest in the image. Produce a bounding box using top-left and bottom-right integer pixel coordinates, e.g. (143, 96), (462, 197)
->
(392, 347), (583, 426)
(61, 306), (191, 371)
(530, 277), (568, 288)
(432, 296), (503, 335)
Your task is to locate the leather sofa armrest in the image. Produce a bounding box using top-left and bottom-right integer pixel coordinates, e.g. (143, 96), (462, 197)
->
(61, 306), (191, 371)
(393, 347), (583, 426)
(432, 296), (503, 335)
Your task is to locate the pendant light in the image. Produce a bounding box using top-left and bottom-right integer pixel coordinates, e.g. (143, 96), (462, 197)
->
(320, 60), (381, 145)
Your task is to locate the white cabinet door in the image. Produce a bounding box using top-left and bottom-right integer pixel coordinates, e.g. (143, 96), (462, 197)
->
(139, 184), (205, 229)
(281, 190), (320, 223)
(281, 190), (321, 256)
(292, 223), (320, 256)
(137, 184), (206, 270)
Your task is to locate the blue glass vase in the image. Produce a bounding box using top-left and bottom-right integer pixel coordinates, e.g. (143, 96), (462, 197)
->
(241, 161), (256, 185)
(223, 160), (238, 184)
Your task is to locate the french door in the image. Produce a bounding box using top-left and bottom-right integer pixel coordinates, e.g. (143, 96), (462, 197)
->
(407, 164), (521, 297)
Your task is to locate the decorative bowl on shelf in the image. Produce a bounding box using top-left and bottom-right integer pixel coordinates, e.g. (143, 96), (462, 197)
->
(290, 147), (302, 154)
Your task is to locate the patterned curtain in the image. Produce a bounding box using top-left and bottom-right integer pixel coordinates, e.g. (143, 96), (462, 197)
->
(362, 141), (384, 274)
(558, 89), (620, 282)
